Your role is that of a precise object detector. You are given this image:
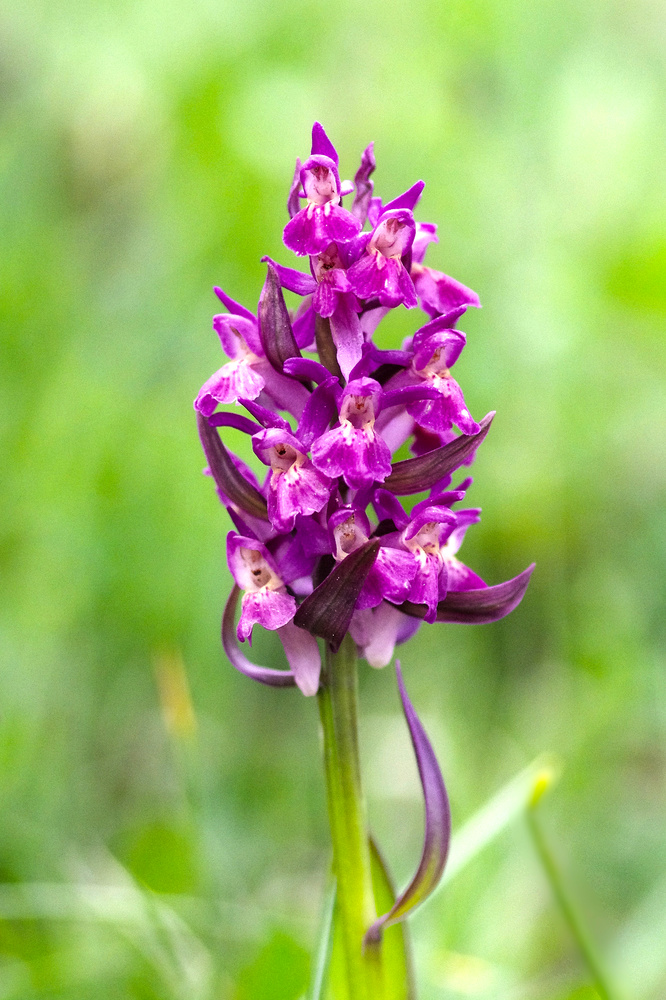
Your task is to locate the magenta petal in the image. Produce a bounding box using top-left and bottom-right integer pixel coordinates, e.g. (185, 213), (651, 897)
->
(194, 360), (265, 413)
(311, 121), (338, 164)
(312, 280), (338, 318)
(261, 256), (317, 296)
(311, 424), (392, 490)
(222, 585), (297, 688)
(294, 539), (380, 651)
(408, 378), (480, 436)
(208, 411), (261, 435)
(283, 356), (336, 384)
(381, 180), (425, 214)
(365, 662), (451, 944)
(283, 204), (361, 256)
(383, 412), (494, 495)
(413, 267), (481, 319)
(356, 547), (418, 610)
(329, 297), (364, 380)
(238, 588), (296, 640)
(348, 254), (417, 309)
(213, 285), (256, 323)
(277, 619), (321, 696)
(268, 461), (332, 532)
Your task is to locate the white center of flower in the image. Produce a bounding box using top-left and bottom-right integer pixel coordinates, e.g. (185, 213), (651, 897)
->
(313, 244), (342, 282)
(340, 394), (376, 431)
(268, 442), (303, 474)
(333, 515), (368, 560)
(416, 346), (450, 381)
(370, 217), (410, 258)
(239, 547), (282, 592)
(303, 164), (338, 206)
(404, 521), (442, 566)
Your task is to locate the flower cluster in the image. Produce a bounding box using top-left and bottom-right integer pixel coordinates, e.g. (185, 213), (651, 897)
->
(196, 123), (533, 696)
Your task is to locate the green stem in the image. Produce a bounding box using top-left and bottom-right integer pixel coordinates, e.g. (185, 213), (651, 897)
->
(317, 634), (381, 999)
(527, 808), (620, 1000)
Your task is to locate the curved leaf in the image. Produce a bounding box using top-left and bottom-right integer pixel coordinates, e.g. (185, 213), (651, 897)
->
(197, 412), (268, 520)
(221, 585), (297, 688)
(400, 564), (535, 624)
(364, 663), (450, 944)
(294, 540), (380, 652)
(383, 412), (494, 495)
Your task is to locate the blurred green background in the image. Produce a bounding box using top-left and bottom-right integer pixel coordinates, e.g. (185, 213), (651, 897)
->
(1, 0), (665, 996)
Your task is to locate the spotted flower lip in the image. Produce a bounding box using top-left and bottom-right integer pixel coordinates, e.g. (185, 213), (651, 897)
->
(226, 533), (296, 640)
(384, 322), (480, 436)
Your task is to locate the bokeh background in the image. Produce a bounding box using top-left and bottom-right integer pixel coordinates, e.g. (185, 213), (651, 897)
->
(1, 0), (665, 997)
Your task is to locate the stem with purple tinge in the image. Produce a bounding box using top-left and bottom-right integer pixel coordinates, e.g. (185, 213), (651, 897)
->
(317, 633), (382, 999)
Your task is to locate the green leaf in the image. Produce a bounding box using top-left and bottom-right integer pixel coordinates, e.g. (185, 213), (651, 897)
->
(321, 840), (414, 1000)
(368, 838), (415, 1000)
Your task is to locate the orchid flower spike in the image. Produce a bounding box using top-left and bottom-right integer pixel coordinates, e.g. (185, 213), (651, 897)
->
(195, 123), (533, 681)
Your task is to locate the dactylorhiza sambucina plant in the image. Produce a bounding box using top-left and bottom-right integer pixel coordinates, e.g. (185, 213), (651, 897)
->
(195, 123), (534, 999)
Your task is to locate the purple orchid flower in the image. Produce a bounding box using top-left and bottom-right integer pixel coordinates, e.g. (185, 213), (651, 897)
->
(195, 283), (310, 419)
(347, 208), (418, 309)
(252, 426), (333, 533)
(227, 533), (298, 641)
(226, 533), (321, 695)
(310, 377), (392, 489)
(385, 316), (480, 435)
(283, 123), (361, 256)
(194, 288), (266, 416)
(196, 126), (535, 994)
